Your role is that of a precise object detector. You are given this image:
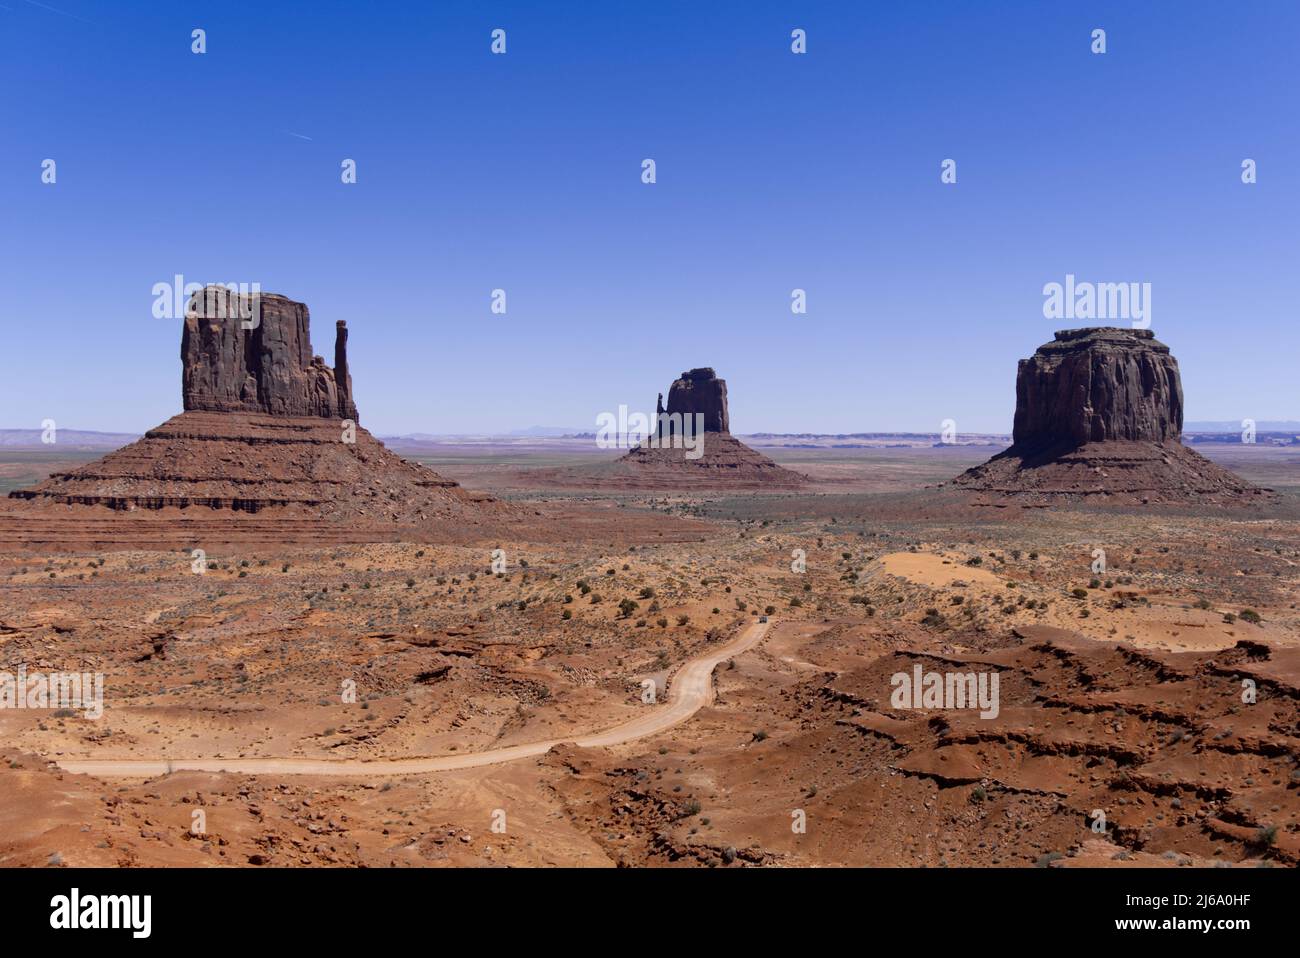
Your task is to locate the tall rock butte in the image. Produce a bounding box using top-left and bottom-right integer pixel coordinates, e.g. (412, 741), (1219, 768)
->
(657, 367), (730, 434)
(10, 288), (500, 532)
(1011, 328), (1181, 449)
(954, 327), (1266, 503)
(613, 367), (806, 488)
(181, 289), (358, 421)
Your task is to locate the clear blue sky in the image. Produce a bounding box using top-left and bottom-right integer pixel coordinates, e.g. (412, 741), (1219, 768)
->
(2, 0), (1296, 434)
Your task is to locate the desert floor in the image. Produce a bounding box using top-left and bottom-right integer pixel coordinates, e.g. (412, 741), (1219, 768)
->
(1, 441), (1297, 867)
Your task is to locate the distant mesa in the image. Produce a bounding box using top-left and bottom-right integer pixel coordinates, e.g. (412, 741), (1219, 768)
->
(9, 288), (499, 526)
(953, 327), (1269, 504)
(614, 367), (807, 489)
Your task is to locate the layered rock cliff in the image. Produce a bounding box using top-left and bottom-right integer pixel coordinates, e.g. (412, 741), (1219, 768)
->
(181, 288), (358, 421)
(1012, 328), (1181, 451)
(953, 327), (1265, 504)
(9, 290), (504, 524)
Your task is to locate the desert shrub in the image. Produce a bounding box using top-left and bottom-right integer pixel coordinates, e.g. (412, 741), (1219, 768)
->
(1240, 609), (1262, 624)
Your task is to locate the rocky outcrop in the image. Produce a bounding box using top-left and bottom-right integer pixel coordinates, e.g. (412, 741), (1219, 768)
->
(1012, 328), (1181, 451)
(8, 412), (490, 520)
(9, 290), (504, 525)
(953, 327), (1267, 505)
(662, 368), (729, 434)
(181, 288), (358, 421)
(606, 367), (806, 489)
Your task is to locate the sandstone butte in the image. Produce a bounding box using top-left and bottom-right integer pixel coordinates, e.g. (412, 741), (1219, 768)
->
(952, 327), (1269, 504)
(612, 367), (808, 489)
(4, 288), (505, 548)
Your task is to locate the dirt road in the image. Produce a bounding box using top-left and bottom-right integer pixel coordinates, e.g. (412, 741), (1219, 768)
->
(55, 620), (771, 779)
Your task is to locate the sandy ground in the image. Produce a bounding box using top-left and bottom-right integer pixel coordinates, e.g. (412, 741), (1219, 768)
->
(1, 441), (1297, 867)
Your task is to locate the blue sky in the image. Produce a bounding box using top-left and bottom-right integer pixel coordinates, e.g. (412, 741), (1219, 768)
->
(2, 0), (1296, 434)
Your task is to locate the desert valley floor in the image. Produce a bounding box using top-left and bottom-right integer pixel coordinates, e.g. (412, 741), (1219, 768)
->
(1, 440), (1298, 867)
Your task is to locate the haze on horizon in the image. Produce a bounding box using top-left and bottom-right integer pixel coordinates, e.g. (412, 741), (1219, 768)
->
(3, 0), (1296, 435)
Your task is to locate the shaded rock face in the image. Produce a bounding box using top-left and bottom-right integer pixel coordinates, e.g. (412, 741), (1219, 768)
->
(661, 367), (729, 434)
(1013, 328), (1182, 451)
(181, 288), (358, 421)
(953, 327), (1267, 504)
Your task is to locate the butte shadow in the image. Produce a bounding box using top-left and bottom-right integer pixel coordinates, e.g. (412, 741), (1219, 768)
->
(951, 327), (1270, 506)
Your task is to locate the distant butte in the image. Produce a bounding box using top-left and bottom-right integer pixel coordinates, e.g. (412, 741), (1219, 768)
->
(953, 327), (1269, 504)
(613, 367), (807, 489)
(9, 288), (501, 525)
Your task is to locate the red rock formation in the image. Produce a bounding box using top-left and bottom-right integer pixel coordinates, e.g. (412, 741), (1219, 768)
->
(9, 290), (501, 523)
(664, 367), (730, 434)
(609, 367), (806, 488)
(954, 328), (1267, 504)
(1012, 328), (1181, 450)
(181, 289), (358, 421)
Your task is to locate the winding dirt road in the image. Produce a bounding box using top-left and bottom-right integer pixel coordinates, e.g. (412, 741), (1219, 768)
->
(55, 621), (770, 779)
